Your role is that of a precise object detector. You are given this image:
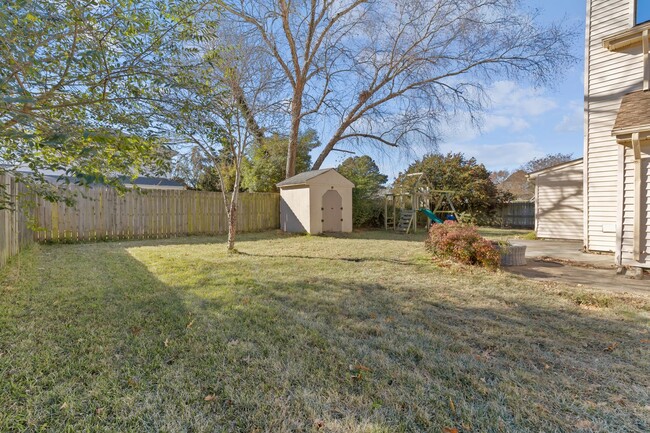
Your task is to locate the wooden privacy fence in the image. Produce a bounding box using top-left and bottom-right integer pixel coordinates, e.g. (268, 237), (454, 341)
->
(32, 187), (280, 242)
(500, 201), (535, 229)
(0, 174), (34, 269)
(1, 174), (281, 268)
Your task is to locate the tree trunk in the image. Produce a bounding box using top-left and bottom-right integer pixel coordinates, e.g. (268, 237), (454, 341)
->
(285, 116), (300, 178)
(285, 84), (304, 178)
(227, 192), (238, 251)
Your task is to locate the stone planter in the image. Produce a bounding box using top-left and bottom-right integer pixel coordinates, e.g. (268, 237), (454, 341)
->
(495, 244), (527, 266)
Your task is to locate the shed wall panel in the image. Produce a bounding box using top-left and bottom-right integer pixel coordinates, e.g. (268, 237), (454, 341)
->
(535, 163), (584, 240)
(279, 187), (311, 233)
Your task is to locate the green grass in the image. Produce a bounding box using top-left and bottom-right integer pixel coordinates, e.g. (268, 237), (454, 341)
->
(1, 230), (649, 432)
(477, 227), (536, 241)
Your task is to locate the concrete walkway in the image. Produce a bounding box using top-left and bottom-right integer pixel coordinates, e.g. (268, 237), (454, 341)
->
(504, 239), (650, 296)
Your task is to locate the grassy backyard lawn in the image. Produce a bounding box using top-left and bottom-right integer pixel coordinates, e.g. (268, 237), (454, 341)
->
(1, 230), (649, 432)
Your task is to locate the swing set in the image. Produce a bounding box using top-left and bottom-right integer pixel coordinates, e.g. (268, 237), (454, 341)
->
(384, 172), (459, 234)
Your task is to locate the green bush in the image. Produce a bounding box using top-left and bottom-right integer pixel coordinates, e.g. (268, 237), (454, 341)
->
(352, 195), (384, 227)
(425, 221), (500, 269)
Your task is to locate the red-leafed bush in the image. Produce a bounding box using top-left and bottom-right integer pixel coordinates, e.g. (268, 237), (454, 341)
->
(425, 221), (500, 269)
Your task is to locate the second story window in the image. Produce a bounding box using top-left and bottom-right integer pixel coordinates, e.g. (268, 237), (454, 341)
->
(637, 0), (650, 25)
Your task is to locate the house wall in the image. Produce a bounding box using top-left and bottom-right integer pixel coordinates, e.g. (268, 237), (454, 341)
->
(585, 0), (642, 252)
(620, 143), (650, 267)
(534, 162), (584, 240)
(279, 186), (311, 233)
(307, 171), (353, 234)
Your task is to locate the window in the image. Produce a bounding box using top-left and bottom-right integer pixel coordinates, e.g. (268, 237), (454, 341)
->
(637, 0), (650, 25)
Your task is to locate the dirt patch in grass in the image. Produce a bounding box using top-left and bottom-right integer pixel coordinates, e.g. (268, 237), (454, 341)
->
(0, 232), (649, 432)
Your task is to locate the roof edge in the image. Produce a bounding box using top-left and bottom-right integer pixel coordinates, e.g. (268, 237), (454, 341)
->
(527, 158), (583, 179)
(276, 168), (334, 187)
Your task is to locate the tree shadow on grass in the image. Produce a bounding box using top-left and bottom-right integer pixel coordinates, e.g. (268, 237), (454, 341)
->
(326, 229), (427, 242)
(222, 276), (650, 433)
(1, 245), (649, 432)
(0, 246), (195, 432)
(160, 250), (650, 432)
(236, 250), (417, 266)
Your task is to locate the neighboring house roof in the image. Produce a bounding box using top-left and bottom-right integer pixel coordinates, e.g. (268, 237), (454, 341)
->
(276, 168), (354, 188)
(124, 176), (185, 189)
(527, 158), (583, 179)
(16, 171), (185, 190)
(498, 170), (534, 201)
(612, 91), (650, 134)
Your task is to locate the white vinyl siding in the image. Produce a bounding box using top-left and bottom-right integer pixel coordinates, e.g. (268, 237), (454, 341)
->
(620, 143), (650, 267)
(535, 162), (584, 240)
(586, 0), (641, 252)
(534, 162), (584, 240)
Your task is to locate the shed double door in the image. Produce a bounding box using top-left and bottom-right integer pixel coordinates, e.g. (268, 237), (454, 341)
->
(322, 190), (342, 232)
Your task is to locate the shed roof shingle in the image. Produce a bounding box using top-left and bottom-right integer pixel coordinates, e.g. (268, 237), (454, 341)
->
(276, 169), (333, 187)
(613, 91), (650, 133)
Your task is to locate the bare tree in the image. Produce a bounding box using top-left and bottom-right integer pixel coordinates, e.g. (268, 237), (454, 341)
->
(160, 86), (255, 251)
(520, 152), (575, 173)
(152, 28), (273, 250)
(218, 0), (575, 178)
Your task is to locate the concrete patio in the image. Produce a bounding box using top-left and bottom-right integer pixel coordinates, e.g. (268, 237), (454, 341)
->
(505, 239), (649, 296)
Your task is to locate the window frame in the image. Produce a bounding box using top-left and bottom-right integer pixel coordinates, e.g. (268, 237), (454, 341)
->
(636, 0), (650, 26)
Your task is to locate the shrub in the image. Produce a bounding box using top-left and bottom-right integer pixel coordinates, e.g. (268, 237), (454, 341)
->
(425, 221), (500, 269)
(353, 196), (384, 228)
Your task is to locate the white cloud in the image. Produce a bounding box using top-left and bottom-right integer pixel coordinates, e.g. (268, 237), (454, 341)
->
(555, 102), (583, 133)
(438, 81), (557, 142)
(487, 81), (558, 117)
(438, 141), (545, 170)
(483, 114), (530, 133)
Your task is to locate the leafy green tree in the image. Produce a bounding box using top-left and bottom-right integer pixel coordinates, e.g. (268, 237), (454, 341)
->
(0, 0), (214, 207)
(337, 156), (388, 227)
(243, 130), (319, 192)
(398, 153), (511, 224)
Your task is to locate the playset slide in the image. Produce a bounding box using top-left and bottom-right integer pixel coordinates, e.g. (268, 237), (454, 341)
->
(418, 208), (444, 224)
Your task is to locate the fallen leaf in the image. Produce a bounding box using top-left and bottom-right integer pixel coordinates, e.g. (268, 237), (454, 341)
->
(442, 428), (458, 433)
(186, 319), (195, 329)
(59, 402), (68, 410)
(449, 397), (456, 412)
(355, 364), (372, 372)
(204, 394), (216, 402)
(164, 338), (170, 347)
(604, 342), (619, 352)
(641, 339), (650, 344)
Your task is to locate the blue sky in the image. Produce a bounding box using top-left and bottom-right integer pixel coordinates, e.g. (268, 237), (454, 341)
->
(319, 0), (587, 180)
(638, 0), (650, 23)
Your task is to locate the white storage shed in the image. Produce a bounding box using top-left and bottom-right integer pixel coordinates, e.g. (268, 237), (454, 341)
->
(528, 159), (584, 241)
(277, 169), (354, 234)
